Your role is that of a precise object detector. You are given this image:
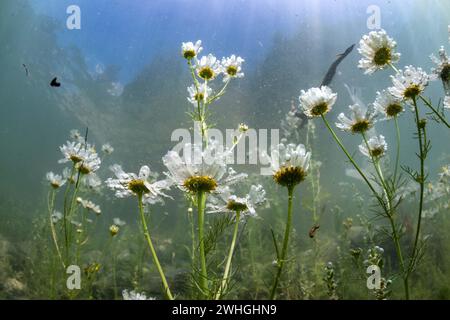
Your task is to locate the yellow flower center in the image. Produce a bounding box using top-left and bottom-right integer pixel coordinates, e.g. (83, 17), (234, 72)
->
(183, 50), (196, 59)
(50, 182), (60, 189)
(78, 164), (91, 175)
(386, 103), (403, 117)
(370, 147), (385, 158)
(183, 175), (217, 193)
(226, 199), (248, 212)
(441, 64), (450, 82)
(195, 92), (204, 101)
(128, 179), (150, 194)
(373, 47), (391, 66)
(70, 154), (83, 163)
(350, 120), (372, 134)
(198, 67), (214, 80)
(310, 102), (329, 116)
(226, 65), (238, 76)
(273, 166), (307, 188)
(404, 85), (421, 99)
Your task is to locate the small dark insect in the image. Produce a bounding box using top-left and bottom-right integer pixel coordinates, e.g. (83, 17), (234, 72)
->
(50, 77), (61, 87)
(309, 224), (320, 238)
(22, 64), (29, 76)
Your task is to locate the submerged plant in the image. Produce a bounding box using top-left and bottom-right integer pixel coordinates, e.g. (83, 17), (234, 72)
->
(266, 143), (311, 299)
(207, 185), (266, 299)
(163, 141), (246, 298)
(105, 164), (174, 299)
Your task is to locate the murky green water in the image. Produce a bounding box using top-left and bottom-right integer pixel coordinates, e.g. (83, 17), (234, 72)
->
(1, 0), (450, 300)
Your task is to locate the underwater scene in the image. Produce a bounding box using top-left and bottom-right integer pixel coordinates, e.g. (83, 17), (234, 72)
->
(1, 0), (450, 301)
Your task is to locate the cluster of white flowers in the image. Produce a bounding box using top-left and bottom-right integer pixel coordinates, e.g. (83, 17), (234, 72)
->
(122, 289), (155, 300)
(181, 40), (245, 106)
(76, 197), (101, 215)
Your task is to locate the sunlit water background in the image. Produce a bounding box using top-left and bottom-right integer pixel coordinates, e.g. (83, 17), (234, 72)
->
(1, 0), (450, 298)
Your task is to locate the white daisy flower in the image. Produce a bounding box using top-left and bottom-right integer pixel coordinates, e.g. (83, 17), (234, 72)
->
(266, 143), (311, 188)
(187, 83), (212, 105)
(445, 96), (450, 109)
(46, 171), (66, 189)
(105, 165), (171, 205)
(162, 140), (247, 194)
(122, 289), (155, 300)
(336, 104), (376, 134)
(207, 185), (266, 218)
(388, 66), (429, 100)
(78, 198), (101, 215)
(113, 217), (126, 226)
(221, 55), (244, 82)
(101, 143), (114, 155)
(196, 54), (222, 80)
(373, 90), (404, 119)
(359, 135), (388, 159)
(51, 211), (63, 224)
(59, 141), (85, 164)
(69, 129), (85, 143)
(84, 173), (102, 189)
(59, 142), (101, 175)
(357, 29), (400, 74)
(430, 46), (450, 78)
(76, 150), (101, 175)
(299, 86), (337, 118)
(181, 40), (203, 60)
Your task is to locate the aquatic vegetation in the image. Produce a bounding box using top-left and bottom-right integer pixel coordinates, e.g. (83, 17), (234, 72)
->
(4, 13), (450, 301)
(266, 143), (311, 299)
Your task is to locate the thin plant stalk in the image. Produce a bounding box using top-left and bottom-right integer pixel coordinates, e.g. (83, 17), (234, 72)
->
(270, 185), (295, 300)
(48, 190), (65, 269)
(215, 211), (241, 300)
(320, 115), (378, 196)
(405, 97), (427, 297)
(197, 191), (208, 298)
(362, 133), (409, 299)
(62, 165), (75, 258)
(419, 95), (450, 129)
(393, 116), (401, 184)
(389, 63), (449, 129)
(137, 194), (174, 300)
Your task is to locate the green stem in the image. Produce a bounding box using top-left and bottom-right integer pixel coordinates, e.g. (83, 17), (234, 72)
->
(375, 160), (409, 299)
(207, 79), (230, 104)
(321, 115), (378, 196)
(197, 191), (208, 298)
(62, 165), (75, 259)
(65, 174), (82, 263)
(270, 186), (295, 300)
(406, 97), (426, 297)
(393, 116), (401, 185)
(362, 133), (388, 193)
(137, 194), (174, 300)
(419, 95), (450, 129)
(215, 211), (241, 300)
(48, 190), (65, 269)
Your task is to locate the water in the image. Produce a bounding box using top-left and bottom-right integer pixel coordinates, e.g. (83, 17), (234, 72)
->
(1, 0), (450, 299)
